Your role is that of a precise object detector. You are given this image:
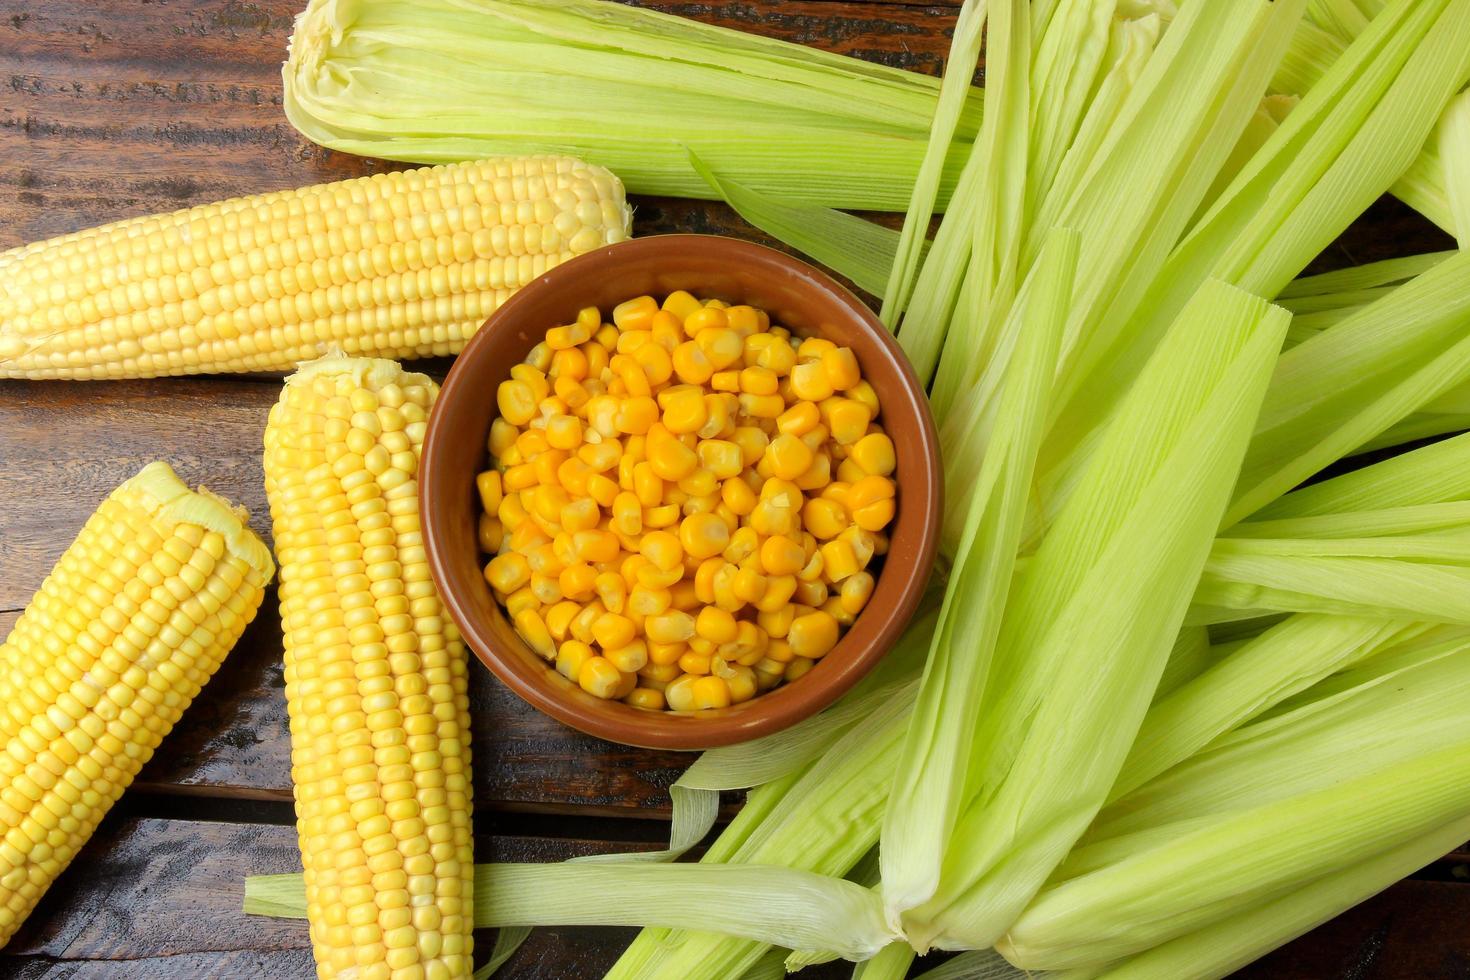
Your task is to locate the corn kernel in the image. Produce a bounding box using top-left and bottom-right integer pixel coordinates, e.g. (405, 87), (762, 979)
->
(648, 640), (686, 666)
(666, 675), (699, 711)
(711, 370), (741, 393)
(671, 341), (715, 385)
(558, 563), (598, 601)
(765, 434), (814, 481)
(662, 386), (708, 434)
(556, 641), (595, 681)
(642, 504), (681, 529)
(695, 606), (739, 645)
(647, 611), (697, 644)
(613, 295), (659, 331)
(678, 513), (731, 560)
(545, 600), (581, 642)
(578, 656), (624, 698)
(785, 657), (816, 682)
(826, 399), (873, 446)
(789, 361), (834, 402)
(662, 290), (703, 322)
(755, 575), (798, 613)
(726, 305), (767, 336)
(626, 687), (666, 711)
(646, 425), (699, 481)
(691, 676), (733, 709)
(605, 640), (649, 673)
(478, 513), (504, 554)
(514, 608), (556, 659)
(485, 553), (530, 593)
(820, 539), (862, 582)
(738, 393), (785, 419)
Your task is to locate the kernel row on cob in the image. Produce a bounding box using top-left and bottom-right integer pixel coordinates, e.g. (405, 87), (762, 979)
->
(0, 157), (630, 380)
(477, 292), (898, 711)
(264, 355), (475, 980)
(0, 462), (273, 948)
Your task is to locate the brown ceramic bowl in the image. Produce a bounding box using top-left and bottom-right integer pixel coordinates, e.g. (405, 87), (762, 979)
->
(421, 235), (940, 750)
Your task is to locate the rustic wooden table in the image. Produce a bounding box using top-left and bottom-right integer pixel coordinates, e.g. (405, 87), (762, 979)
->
(0, 1), (1465, 977)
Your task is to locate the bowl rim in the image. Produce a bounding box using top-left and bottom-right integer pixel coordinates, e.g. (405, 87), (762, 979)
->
(421, 233), (941, 750)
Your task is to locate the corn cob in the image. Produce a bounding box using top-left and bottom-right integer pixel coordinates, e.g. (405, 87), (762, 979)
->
(0, 462), (272, 948)
(0, 157), (631, 380)
(264, 355), (473, 980)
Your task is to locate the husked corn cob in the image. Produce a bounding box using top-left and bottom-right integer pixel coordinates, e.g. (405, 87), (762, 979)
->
(0, 157), (631, 380)
(264, 355), (473, 980)
(0, 462), (272, 948)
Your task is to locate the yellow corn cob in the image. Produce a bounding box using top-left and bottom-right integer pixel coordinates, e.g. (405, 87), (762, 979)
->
(264, 355), (473, 980)
(0, 462), (273, 948)
(0, 156), (631, 380)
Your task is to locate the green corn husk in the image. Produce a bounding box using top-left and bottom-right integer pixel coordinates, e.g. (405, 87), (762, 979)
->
(1189, 533), (1470, 625)
(1443, 88), (1470, 242)
(1077, 813), (1470, 980)
(1112, 614), (1420, 798)
(880, 0), (988, 328)
(1152, 626), (1215, 701)
(283, 0), (981, 211)
(881, 228), (1073, 918)
(903, 281), (1289, 952)
(1229, 250), (1470, 521)
(1043, 0), (1470, 519)
(1276, 249), (1453, 296)
(1000, 639), (1470, 971)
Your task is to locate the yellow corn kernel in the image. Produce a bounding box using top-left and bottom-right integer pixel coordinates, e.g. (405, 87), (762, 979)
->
(584, 573), (624, 616)
(615, 396), (659, 435)
(739, 366), (779, 395)
(711, 370), (741, 393)
(485, 552), (530, 593)
(647, 611), (697, 644)
(613, 295), (659, 331)
(627, 461), (660, 508)
(584, 395), (619, 438)
(476, 470), (504, 515)
(844, 379), (878, 414)
(639, 661), (681, 684)
(556, 640), (596, 681)
(667, 578), (699, 610)
(561, 499), (600, 535)
(775, 401), (819, 436)
(821, 347), (862, 390)
(662, 290), (704, 322)
(634, 342), (674, 386)
(714, 478), (753, 518)
(591, 613), (637, 651)
(731, 426), (770, 467)
(754, 339), (797, 376)
(648, 640), (686, 666)
(545, 414), (583, 451)
(749, 500), (798, 538)
(679, 513), (731, 560)
(569, 602), (606, 644)
(672, 341), (715, 385)
(794, 578), (828, 607)
(786, 657), (817, 682)
(550, 344), (590, 378)
(530, 572), (563, 605)
(658, 385), (707, 434)
(490, 417), (519, 457)
(764, 638), (796, 664)
(839, 526), (877, 568)
(818, 596), (853, 627)
(836, 458), (868, 485)
(765, 434), (814, 482)
(612, 492), (643, 537)
(555, 562), (596, 601)
(627, 583), (673, 619)
(691, 676), (733, 709)
(543, 600), (580, 642)
(679, 650), (713, 676)
(720, 664), (758, 703)
(571, 529), (619, 564)
(637, 530), (682, 571)
(759, 535), (806, 576)
(643, 504), (681, 530)
(626, 688), (667, 711)
(587, 473), (620, 508)
(789, 361), (835, 402)
(578, 440), (621, 473)
(733, 566), (768, 605)
(850, 432), (896, 476)
(836, 572), (874, 617)
(511, 364), (552, 403)
(605, 640), (650, 674)
(666, 675), (699, 711)
(579, 656), (624, 698)
(797, 335), (836, 359)
(695, 607), (739, 645)
(546, 321), (591, 351)
(676, 468), (717, 498)
(478, 513), (505, 553)
(685, 306), (730, 336)
(514, 608), (557, 660)
(725, 305), (767, 336)
(755, 575), (798, 613)
(644, 426), (698, 482)
(758, 605), (796, 639)
(738, 393), (785, 419)
(827, 399), (873, 446)
(820, 539), (862, 582)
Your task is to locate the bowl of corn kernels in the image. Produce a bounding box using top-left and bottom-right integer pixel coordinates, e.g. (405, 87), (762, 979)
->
(421, 235), (940, 749)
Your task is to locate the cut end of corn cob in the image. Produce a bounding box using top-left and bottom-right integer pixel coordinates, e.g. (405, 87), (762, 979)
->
(265, 355), (474, 980)
(1, 156), (631, 380)
(0, 462), (272, 948)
